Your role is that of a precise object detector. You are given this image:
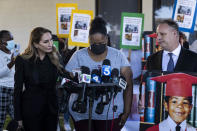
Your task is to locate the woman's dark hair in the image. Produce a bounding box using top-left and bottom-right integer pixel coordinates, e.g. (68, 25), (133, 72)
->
(0, 30), (10, 39)
(0, 30), (12, 43)
(165, 96), (192, 105)
(89, 16), (107, 36)
(179, 31), (186, 40)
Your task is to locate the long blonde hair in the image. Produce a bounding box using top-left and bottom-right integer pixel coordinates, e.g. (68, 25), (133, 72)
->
(21, 27), (63, 72)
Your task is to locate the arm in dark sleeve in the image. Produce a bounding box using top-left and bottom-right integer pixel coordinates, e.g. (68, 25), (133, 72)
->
(14, 56), (24, 121)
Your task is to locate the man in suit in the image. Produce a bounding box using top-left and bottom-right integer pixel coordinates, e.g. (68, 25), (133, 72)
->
(146, 19), (197, 72)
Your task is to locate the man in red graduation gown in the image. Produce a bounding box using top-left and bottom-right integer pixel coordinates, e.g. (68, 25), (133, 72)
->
(147, 73), (197, 131)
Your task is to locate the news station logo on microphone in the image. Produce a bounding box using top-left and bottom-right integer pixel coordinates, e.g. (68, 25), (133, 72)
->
(119, 76), (127, 90)
(79, 74), (91, 83)
(91, 69), (101, 83)
(101, 65), (111, 76)
(91, 74), (101, 83)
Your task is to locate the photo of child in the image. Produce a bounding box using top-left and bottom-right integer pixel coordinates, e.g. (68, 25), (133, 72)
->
(147, 73), (197, 131)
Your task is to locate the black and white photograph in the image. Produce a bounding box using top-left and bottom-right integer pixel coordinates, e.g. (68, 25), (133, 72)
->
(178, 5), (192, 16)
(125, 24), (138, 33)
(60, 14), (71, 22)
(74, 21), (88, 30)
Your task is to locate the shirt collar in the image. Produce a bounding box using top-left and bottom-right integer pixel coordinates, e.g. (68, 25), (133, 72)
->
(163, 44), (181, 57)
(167, 116), (186, 131)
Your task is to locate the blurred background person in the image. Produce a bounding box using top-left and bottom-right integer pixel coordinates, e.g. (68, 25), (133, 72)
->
(179, 31), (189, 49)
(14, 27), (63, 131)
(0, 30), (16, 131)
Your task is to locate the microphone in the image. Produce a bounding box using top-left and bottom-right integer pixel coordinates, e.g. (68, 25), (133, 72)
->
(111, 68), (127, 90)
(90, 69), (101, 100)
(101, 59), (111, 83)
(91, 69), (101, 83)
(79, 66), (91, 84)
(111, 68), (127, 96)
(60, 78), (78, 92)
(72, 66), (90, 113)
(95, 68), (119, 114)
(119, 76), (127, 90)
(100, 59), (111, 105)
(111, 68), (119, 84)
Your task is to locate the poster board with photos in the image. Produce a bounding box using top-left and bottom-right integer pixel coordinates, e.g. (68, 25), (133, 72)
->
(56, 3), (78, 38)
(120, 12), (144, 49)
(68, 10), (93, 47)
(172, 0), (197, 32)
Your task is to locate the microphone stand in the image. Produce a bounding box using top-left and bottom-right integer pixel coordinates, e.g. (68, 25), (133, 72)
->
(76, 83), (121, 131)
(88, 87), (95, 131)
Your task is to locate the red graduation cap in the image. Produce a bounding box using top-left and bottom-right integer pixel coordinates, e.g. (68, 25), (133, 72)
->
(151, 73), (197, 97)
(148, 33), (157, 38)
(148, 33), (159, 46)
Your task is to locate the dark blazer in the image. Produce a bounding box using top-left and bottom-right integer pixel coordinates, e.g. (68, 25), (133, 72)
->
(146, 47), (197, 72)
(14, 55), (59, 130)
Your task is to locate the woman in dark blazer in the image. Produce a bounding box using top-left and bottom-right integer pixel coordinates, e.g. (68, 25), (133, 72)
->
(14, 27), (63, 131)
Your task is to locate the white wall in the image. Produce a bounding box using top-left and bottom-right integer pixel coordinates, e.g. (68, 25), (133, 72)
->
(142, 0), (153, 31)
(0, 0), (95, 51)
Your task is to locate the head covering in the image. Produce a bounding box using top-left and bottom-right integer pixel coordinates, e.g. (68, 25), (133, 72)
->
(151, 73), (197, 97)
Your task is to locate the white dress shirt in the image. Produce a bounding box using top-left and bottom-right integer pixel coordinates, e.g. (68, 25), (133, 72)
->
(162, 44), (181, 71)
(159, 116), (196, 131)
(167, 116), (186, 131)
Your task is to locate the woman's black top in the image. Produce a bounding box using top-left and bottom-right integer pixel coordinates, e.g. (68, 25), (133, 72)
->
(14, 55), (58, 121)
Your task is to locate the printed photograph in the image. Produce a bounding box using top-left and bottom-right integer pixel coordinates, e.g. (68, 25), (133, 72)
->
(74, 30), (78, 37)
(125, 33), (132, 41)
(61, 22), (68, 30)
(178, 5), (192, 16)
(125, 24), (138, 33)
(176, 14), (184, 23)
(74, 21), (88, 30)
(60, 14), (71, 22)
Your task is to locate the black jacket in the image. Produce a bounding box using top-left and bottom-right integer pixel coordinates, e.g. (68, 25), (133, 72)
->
(146, 47), (197, 72)
(14, 55), (59, 121)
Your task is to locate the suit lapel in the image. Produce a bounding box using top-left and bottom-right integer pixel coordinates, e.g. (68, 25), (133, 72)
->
(174, 47), (185, 71)
(156, 50), (163, 70)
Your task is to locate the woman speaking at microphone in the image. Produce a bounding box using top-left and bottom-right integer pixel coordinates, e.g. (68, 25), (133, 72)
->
(65, 17), (133, 131)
